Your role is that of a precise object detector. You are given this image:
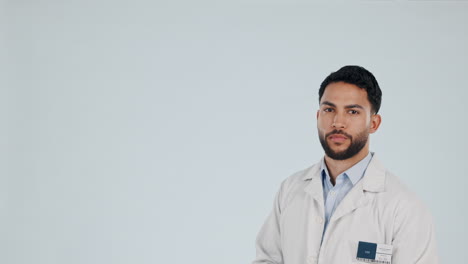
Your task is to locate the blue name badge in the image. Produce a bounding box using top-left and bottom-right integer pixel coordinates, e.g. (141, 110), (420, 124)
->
(356, 241), (393, 264)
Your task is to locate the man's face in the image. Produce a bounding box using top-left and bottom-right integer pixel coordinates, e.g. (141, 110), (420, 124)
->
(317, 82), (380, 160)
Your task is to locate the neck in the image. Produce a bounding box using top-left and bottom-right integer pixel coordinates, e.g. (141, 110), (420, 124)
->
(324, 145), (370, 184)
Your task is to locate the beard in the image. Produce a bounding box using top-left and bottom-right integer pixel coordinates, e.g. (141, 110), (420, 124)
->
(318, 129), (369, 160)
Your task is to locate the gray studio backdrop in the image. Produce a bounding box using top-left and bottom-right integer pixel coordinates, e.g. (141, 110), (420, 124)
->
(2, 1), (467, 263)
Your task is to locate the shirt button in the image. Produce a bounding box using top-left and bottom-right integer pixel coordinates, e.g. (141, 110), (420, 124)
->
(316, 217), (323, 224)
(329, 190), (335, 196)
(308, 256), (317, 264)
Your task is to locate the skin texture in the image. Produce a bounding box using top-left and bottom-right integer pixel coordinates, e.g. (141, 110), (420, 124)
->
(316, 81), (382, 185)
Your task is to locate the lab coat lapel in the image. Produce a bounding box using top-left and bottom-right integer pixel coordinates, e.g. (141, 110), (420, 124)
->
(329, 181), (367, 223)
(303, 164), (324, 206)
(329, 155), (387, 223)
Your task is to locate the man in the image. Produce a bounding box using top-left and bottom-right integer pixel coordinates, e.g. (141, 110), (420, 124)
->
(252, 66), (438, 264)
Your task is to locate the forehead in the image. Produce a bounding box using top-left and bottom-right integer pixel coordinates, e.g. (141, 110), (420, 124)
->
(320, 82), (371, 108)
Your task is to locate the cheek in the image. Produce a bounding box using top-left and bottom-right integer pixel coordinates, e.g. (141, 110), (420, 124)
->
(353, 116), (371, 127)
(317, 115), (331, 127)
(317, 119), (328, 132)
(358, 119), (370, 127)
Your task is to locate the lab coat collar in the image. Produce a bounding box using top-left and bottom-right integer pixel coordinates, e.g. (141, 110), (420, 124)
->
(302, 162), (324, 205)
(302, 153), (386, 193)
(302, 153), (387, 235)
(320, 152), (372, 188)
(361, 155), (386, 193)
(330, 156), (388, 223)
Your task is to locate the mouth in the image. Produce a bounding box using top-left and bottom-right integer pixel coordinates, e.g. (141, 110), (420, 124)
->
(328, 134), (348, 143)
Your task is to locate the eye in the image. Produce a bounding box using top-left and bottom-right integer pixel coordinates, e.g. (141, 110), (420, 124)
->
(323, 108), (334, 112)
(348, 110), (359, 115)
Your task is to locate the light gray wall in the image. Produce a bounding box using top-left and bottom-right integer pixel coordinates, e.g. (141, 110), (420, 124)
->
(3, 1), (467, 263)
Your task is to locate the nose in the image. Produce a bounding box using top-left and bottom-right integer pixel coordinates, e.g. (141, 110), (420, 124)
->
(332, 113), (346, 129)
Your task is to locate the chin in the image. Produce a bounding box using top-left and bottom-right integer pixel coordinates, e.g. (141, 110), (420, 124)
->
(330, 144), (349, 151)
(330, 151), (347, 157)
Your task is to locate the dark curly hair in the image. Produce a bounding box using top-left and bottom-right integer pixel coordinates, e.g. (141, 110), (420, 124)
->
(319, 65), (382, 114)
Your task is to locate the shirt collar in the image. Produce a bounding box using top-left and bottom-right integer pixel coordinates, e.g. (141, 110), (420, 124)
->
(320, 152), (373, 186)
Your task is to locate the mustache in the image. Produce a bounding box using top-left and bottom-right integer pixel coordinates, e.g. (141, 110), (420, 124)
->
(325, 130), (352, 139)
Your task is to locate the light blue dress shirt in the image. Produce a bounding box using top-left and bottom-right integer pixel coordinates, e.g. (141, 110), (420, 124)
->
(321, 152), (373, 236)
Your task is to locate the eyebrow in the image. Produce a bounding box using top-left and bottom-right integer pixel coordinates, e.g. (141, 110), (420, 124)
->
(320, 101), (365, 110)
(344, 104), (364, 110)
(320, 101), (336, 107)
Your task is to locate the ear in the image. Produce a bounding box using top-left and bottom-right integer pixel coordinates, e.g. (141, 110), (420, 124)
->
(316, 110), (320, 119)
(369, 114), (382, 134)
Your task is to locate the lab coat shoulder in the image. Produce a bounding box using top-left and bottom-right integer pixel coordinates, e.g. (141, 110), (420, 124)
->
(252, 164), (320, 264)
(377, 169), (439, 264)
(381, 170), (427, 213)
(381, 170), (434, 230)
(253, 158), (439, 264)
(274, 163), (321, 212)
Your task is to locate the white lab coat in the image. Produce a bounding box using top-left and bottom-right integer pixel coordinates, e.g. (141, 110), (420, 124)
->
(253, 156), (438, 264)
